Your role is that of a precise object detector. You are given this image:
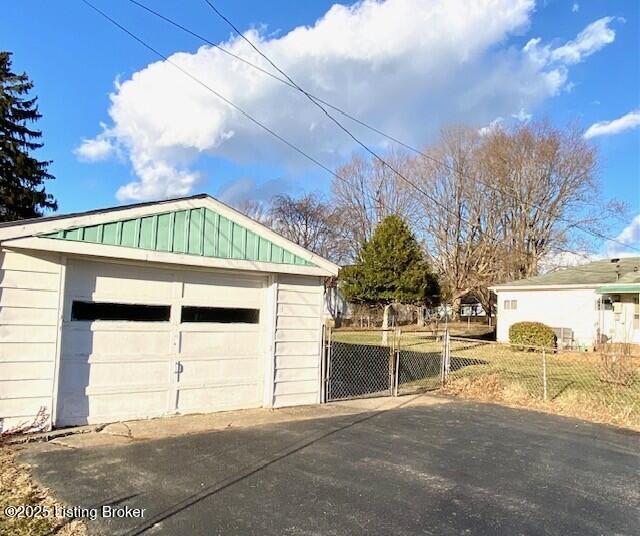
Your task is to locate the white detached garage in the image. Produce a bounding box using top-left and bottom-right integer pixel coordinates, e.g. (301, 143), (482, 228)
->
(0, 194), (339, 431)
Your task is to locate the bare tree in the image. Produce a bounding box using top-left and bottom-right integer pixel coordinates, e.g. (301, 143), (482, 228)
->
(332, 148), (422, 260)
(415, 121), (617, 317)
(269, 193), (347, 264)
(415, 126), (497, 317)
(479, 120), (616, 279)
(235, 199), (272, 225)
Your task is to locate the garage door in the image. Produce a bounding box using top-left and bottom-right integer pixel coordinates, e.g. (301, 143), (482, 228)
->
(56, 259), (267, 426)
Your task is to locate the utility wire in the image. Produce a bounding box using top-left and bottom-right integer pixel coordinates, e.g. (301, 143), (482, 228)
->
(79, 0), (488, 246)
(80, 0), (636, 283)
(79, 0), (357, 189)
(127, 0), (638, 254)
(201, 0), (466, 233)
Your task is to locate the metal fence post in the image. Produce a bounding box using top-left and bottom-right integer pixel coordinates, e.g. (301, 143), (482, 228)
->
(441, 329), (450, 386)
(542, 347), (548, 402)
(324, 326), (332, 404)
(445, 330), (451, 378)
(393, 329), (401, 396)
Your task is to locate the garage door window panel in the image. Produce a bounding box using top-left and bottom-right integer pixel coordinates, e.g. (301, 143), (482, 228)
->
(71, 301), (171, 322)
(181, 306), (260, 324)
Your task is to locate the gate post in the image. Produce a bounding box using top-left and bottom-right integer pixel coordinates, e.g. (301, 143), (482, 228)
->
(321, 326), (332, 404)
(542, 347), (548, 402)
(393, 329), (401, 396)
(441, 329), (450, 386)
(387, 329), (395, 396)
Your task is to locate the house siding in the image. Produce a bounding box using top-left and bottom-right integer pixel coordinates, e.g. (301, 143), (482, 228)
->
(0, 249), (63, 432)
(496, 288), (598, 346)
(272, 274), (324, 408)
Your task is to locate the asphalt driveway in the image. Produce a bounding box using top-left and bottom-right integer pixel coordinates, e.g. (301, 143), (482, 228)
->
(19, 398), (640, 535)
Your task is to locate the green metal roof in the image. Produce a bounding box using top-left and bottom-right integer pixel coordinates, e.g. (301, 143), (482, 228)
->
(493, 257), (640, 288)
(41, 207), (316, 267)
(596, 284), (640, 294)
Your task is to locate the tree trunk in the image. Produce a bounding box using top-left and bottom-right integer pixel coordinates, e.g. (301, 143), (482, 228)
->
(450, 295), (463, 321)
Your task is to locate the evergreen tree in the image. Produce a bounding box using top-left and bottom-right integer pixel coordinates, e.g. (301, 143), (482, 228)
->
(340, 215), (439, 305)
(0, 51), (57, 222)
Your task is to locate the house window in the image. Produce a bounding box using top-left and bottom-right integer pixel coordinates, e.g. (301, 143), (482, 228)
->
(504, 299), (517, 310)
(597, 297), (613, 311)
(181, 306), (260, 324)
(71, 301), (170, 322)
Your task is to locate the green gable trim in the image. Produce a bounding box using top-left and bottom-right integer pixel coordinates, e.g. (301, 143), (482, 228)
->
(596, 285), (640, 294)
(40, 208), (316, 267)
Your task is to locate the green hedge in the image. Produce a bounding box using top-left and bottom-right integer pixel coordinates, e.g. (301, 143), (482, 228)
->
(509, 321), (556, 349)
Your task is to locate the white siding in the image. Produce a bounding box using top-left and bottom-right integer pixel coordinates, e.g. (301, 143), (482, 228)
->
(495, 288), (599, 346)
(272, 274), (324, 408)
(0, 249), (62, 432)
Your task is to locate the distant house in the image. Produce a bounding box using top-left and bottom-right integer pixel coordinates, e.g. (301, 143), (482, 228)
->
(460, 294), (488, 321)
(490, 258), (640, 349)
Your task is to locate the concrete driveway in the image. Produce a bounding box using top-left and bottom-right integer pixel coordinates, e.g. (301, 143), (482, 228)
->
(18, 396), (640, 535)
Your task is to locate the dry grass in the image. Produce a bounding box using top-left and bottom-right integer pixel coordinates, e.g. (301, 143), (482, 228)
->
(332, 331), (640, 430)
(0, 445), (87, 536)
(443, 369), (640, 431)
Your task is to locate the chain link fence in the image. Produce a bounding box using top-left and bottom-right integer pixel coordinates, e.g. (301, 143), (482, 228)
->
(324, 329), (395, 401)
(444, 336), (640, 429)
(396, 332), (442, 395)
(323, 328), (640, 429)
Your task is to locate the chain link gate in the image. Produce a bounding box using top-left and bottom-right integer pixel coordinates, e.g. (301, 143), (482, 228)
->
(395, 331), (446, 395)
(322, 328), (447, 402)
(323, 328), (397, 402)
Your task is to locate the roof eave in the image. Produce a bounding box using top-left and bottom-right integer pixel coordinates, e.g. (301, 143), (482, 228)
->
(490, 283), (602, 291)
(2, 236), (338, 277)
(0, 194), (341, 276)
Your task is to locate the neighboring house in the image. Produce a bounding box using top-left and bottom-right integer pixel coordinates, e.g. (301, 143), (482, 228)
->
(323, 278), (351, 323)
(460, 294), (487, 321)
(490, 257), (640, 349)
(0, 194), (339, 432)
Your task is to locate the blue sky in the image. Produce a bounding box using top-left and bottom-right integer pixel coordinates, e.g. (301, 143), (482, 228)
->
(2, 0), (639, 253)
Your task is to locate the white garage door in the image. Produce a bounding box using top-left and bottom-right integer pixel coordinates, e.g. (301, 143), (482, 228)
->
(56, 259), (267, 426)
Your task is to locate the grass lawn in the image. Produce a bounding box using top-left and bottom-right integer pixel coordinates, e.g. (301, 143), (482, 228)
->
(331, 330), (640, 429)
(0, 445), (87, 536)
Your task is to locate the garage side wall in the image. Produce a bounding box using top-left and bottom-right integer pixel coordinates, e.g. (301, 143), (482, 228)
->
(496, 288), (598, 346)
(273, 274), (324, 408)
(0, 249), (63, 432)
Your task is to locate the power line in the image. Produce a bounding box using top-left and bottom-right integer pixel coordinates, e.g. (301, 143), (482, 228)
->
(80, 0), (634, 286)
(128, 0), (638, 255)
(80, 0), (488, 246)
(79, 0), (359, 190)
(200, 0), (582, 270)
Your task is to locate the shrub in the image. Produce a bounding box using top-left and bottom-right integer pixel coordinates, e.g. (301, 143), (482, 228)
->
(509, 321), (556, 349)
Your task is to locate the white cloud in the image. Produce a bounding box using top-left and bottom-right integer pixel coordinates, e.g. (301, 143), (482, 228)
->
(74, 137), (116, 162)
(523, 17), (617, 67)
(572, 2), (579, 13)
(606, 214), (640, 258)
(551, 17), (617, 64)
(478, 117), (504, 136)
(79, 1), (618, 201)
(115, 160), (200, 202)
(584, 110), (640, 139)
(511, 108), (532, 122)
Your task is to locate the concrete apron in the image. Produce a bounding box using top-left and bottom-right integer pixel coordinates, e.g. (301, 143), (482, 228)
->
(20, 394), (451, 449)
